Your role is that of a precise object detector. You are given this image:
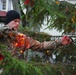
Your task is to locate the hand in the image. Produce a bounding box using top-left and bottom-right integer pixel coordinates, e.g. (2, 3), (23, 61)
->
(61, 36), (73, 45)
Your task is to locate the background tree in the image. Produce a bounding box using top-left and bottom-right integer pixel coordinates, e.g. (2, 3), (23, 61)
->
(12, 0), (21, 17)
(0, 0), (76, 75)
(21, 0), (76, 34)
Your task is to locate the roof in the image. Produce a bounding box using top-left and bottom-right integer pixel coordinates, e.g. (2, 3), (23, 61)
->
(0, 11), (7, 17)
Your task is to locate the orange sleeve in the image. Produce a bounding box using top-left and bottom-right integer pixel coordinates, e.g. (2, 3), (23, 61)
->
(16, 33), (30, 50)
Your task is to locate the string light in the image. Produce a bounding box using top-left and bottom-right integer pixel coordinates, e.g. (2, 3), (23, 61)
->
(46, 50), (49, 53)
(20, 50), (23, 54)
(15, 42), (19, 47)
(14, 33), (25, 47)
(55, 1), (60, 4)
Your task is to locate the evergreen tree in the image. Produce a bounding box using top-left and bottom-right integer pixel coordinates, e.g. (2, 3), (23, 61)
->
(21, 0), (76, 33)
(0, 0), (76, 75)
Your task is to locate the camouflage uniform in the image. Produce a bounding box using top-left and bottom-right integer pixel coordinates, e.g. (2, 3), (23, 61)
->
(0, 30), (62, 58)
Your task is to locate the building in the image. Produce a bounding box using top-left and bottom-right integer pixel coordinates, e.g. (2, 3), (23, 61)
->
(59, 0), (76, 4)
(0, 0), (13, 23)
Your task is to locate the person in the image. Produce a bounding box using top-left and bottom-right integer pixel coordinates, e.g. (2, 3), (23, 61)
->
(0, 10), (73, 58)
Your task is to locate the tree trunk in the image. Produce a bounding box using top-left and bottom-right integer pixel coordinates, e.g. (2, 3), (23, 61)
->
(12, 0), (20, 14)
(12, 0), (22, 25)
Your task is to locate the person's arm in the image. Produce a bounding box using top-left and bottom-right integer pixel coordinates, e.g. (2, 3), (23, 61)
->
(26, 36), (62, 51)
(17, 33), (72, 52)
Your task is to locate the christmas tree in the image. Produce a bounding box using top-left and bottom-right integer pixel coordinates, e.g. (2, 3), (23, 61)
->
(22, 0), (76, 33)
(0, 26), (76, 75)
(0, 0), (76, 75)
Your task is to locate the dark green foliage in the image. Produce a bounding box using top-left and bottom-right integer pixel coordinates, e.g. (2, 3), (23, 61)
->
(21, 0), (76, 33)
(0, 0), (76, 74)
(18, 26), (51, 42)
(53, 42), (76, 63)
(0, 50), (76, 75)
(0, 39), (76, 75)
